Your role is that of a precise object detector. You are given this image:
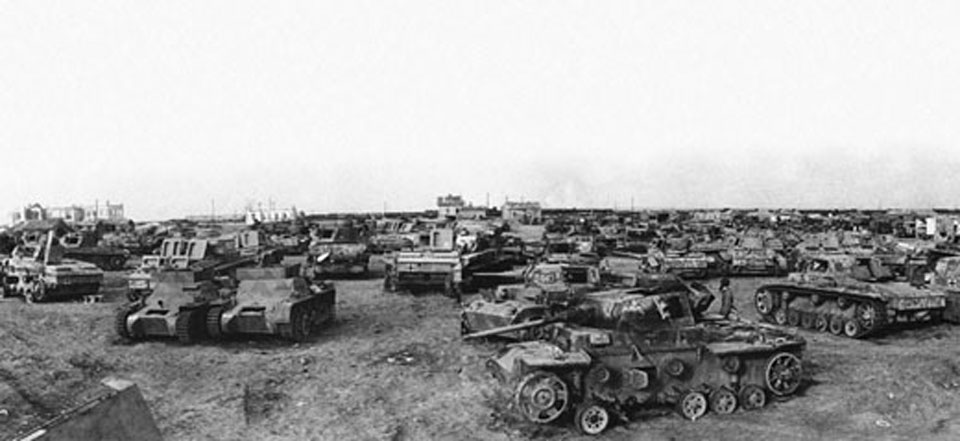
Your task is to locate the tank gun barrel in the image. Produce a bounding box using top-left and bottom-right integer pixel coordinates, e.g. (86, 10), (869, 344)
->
(462, 317), (552, 340)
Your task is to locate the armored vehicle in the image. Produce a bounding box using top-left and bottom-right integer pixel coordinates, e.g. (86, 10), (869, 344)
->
(206, 265), (336, 342)
(307, 220), (370, 277)
(384, 229), (463, 296)
(116, 272), (224, 343)
(716, 236), (787, 276)
(754, 254), (945, 338)
(930, 256), (960, 323)
(1, 232), (103, 303)
(460, 263), (601, 338)
(484, 287), (806, 434)
(59, 232), (131, 271)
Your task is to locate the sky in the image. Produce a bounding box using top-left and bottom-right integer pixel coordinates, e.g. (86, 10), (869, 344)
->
(1, 1), (959, 221)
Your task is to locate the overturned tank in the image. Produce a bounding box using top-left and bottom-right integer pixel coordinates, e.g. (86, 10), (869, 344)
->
(754, 254), (946, 338)
(206, 265), (336, 342)
(484, 287), (806, 435)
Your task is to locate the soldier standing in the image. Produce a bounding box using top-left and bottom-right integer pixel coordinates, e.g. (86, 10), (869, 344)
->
(718, 277), (737, 319)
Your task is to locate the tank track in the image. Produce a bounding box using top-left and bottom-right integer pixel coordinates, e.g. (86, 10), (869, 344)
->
(206, 305), (224, 340)
(279, 295), (334, 342)
(175, 308), (205, 344)
(755, 285), (887, 338)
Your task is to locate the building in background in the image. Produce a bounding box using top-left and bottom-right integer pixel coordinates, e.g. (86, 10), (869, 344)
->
(437, 194), (465, 218)
(10, 201), (125, 225)
(502, 201), (542, 224)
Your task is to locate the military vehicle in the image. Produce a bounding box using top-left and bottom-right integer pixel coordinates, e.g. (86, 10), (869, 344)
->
(930, 256), (960, 323)
(754, 254), (946, 338)
(1, 232), (103, 303)
(206, 265), (336, 342)
(715, 236), (787, 276)
(460, 263), (601, 338)
(126, 231), (280, 301)
(58, 232), (131, 271)
(482, 287), (806, 434)
(306, 220), (371, 277)
(384, 228), (463, 296)
(116, 272), (224, 343)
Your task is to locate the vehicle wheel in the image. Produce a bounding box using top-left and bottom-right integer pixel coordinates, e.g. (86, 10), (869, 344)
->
(175, 309), (200, 344)
(677, 391), (708, 420)
(786, 309), (801, 327)
(206, 306), (224, 339)
(721, 356), (742, 374)
(664, 358), (686, 377)
(828, 316), (844, 335)
(739, 385), (767, 410)
(115, 306), (134, 340)
(25, 281), (47, 303)
(843, 318), (863, 338)
(856, 302), (879, 332)
(800, 312), (815, 329)
(755, 289), (776, 315)
(773, 308), (788, 325)
(815, 314), (829, 332)
(836, 296), (851, 310)
(765, 352), (802, 396)
(110, 256), (126, 270)
(514, 371), (570, 424)
(709, 388), (738, 415)
(575, 403), (610, 435)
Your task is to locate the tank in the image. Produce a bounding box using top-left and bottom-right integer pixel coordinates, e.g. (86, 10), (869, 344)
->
(754, 254), (946, 338)
(58, 232), (131, 271)
(206, 265), (336, 342)
(384, 229), (463, 296)
(460, 263), (601, 339)
(483, 287), (806, 435)
(716, 236), (787, 276)
(930, 256), (960, 323)
(116, 272), (225, 344)
(1, 232), (103, 303)
(306, 220), (371, 277)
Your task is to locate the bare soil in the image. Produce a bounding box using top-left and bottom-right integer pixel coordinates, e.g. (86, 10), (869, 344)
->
(3, 275), (960, 440)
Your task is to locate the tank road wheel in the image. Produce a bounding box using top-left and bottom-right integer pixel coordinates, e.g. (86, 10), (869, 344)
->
(115, 305), (134, 340)
(765, 353), (802, 396)
(843, 318), (863, 338)
(739, 385), (767, 410)
(855, 302), (879, 333)
(828, 316), (844, 335)
(800, 312), (815, 329)
(755, 289), (776, 316)
(175, 309), (201, 344)
(206, 306), (224, 340)
(836, 297), (851, 310)
(25, 281), (48, 303)
(109, 256), (126, 271)
(721, 356), (742, 375)
(514, 371), (570, 424)
(574, 402), (611, 435)
(664, 358), (686, 377)
(786, 309), (801, 327)
(677, 391), (708, 421)
(709, 388), (738, 415)
(815, 314), (829, 332)
(773, 308), (788, 326)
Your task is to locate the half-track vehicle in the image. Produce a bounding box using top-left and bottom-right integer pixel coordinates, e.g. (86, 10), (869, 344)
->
(206, 265), (336, 342)
(384, 229), (464, 296)
(483, 286), (806, 435)
(116, 272), (225, 343)
(1, 232), (103, 303)
(754, 254), (946, 338)
(460, 263), (601, 338)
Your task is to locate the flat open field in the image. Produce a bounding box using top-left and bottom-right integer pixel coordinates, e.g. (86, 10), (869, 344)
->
(3, 274), (960, 441)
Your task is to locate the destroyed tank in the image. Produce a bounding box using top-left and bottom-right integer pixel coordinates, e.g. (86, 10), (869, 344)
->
(206, 265), (336, 342)
(483, 287), (806, 435)
(1, 232), (103, 303)
(754, 254), (946, 338)
(384, 228), (463, 296)
(716, 236), (787, 276)
(59, 232), (131, 271)
(460, 263), (601, 339)
(116, 272), (226, 344)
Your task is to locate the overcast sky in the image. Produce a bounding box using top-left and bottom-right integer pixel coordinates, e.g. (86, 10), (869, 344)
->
(1, 1), (958, 221)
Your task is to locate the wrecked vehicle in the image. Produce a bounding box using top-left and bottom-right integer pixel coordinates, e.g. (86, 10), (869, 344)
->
(754, 254), (946, 338)
(58, 232), (131, 271)
(206, 265), (336, 342)
(116, 272), (225, 344)
(1, 232), (103, 303)
(384, 229), (464, 296)
(460, 263), (601, 338)
(483, 286), (806, 434)
(715, 236), (788, 276)
(306, 220), (371, 277)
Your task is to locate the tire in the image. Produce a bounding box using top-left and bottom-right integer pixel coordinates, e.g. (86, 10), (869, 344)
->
(709, 388), (738, 415)
(514, 371), (570, 424)
(739, 385), (766, 410)
(574, 403), (610, 435)
(677, 391), (708, 420)
(843, 318), (863, 338)
(828, 316), (844, 335)
(115, 306), (134, 340)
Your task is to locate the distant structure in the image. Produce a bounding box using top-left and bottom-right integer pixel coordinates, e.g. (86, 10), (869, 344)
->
(244, 205), (300, 225)
(10, 201), (125, 225)
(502, 201), (542, 224)
(437, 194), (465, 218)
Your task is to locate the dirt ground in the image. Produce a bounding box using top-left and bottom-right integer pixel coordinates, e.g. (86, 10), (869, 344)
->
(3, 273), (960, 441)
